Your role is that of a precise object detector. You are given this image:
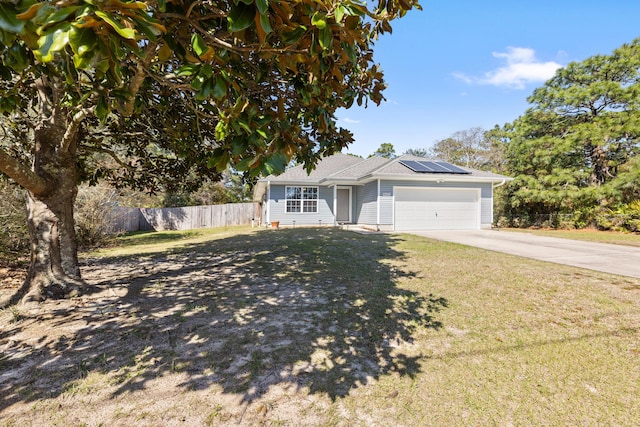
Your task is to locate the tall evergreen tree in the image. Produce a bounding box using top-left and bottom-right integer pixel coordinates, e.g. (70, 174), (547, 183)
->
(501, 38), (640, 223)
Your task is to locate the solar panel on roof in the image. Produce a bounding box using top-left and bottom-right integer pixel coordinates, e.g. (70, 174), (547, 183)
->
(435, 161), (470, 174)
(422, 161), (451, 173)
(399, 160), (471, 175)
(399, 160), (430, 172)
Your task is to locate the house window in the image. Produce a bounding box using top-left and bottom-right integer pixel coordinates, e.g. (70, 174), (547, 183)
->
(286, 186), (318, 213)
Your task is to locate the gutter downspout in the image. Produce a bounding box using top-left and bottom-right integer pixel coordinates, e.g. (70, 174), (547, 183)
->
(493, 179), (507, 189)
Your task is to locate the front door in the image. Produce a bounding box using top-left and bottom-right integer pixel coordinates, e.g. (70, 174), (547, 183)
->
(336, 188), (351, 223)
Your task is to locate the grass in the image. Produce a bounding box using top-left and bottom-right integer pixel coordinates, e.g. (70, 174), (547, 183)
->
(503, 227), (640, 247)
(2, 227), (639, 425)
(85, 225), (254, 258)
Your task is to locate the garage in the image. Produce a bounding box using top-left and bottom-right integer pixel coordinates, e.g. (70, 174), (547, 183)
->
(394, 187), (480, 231)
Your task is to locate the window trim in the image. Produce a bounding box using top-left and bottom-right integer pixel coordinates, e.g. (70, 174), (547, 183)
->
(285, 185), (319, 214)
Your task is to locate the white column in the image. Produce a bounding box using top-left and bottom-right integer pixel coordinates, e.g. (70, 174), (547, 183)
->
(266, 181), (271, 225)
(333, 185), (337, 226)
(376, 179), (380, 227)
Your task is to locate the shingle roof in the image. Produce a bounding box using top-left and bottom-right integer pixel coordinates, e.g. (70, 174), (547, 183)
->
(328, 155), (391, 180)
(253, 153), (512, 201)
(373, 154), (506, 178)
(259, 153), (511, 183)
(263, 153), (363, 182)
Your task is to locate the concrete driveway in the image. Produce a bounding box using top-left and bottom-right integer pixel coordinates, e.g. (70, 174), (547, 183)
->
(411, 229), (640, 279)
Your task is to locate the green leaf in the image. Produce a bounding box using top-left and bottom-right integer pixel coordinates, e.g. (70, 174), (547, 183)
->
(228, 3), (254, 32)
(311, 12), (326, 29)
(198, 63), (213, 78)
(255, 0), (269, 15)
(191, 74), (205, 91)
(334, 5), (346, 23)
(282, 26), (306, 44)
(264, 152), (288, 175)
(35, 23), (71, 62)
(231, 136), (248, 155)
(234, 156), (253, 172)
(0, 3), (25, 34)
(215, 121), (227, 141)
(131, 16), (160, 42)
(73, 48), (97, 69)
(69, 25), (96, 57)
(195, 78), (212, 100)
(213, 75), (227, 100)
(44, 5), (80, 26)
(236, 118), (252, 134)
(157, 0), (166, 12)
(95, 95), (108, 122)
(0, 94), (17, 113)
(258, 12), (272, 35)
(0, 28), (17, 46)
(191, 33), (208, 56)
(212, 150), (230, 171)
(0, 64), (12, 80)
(7, 43), (29, 72)
(176, 64), (200, 76)
(318, 25), (331, 51)
(255, 128), (267, 139)
(344, 3), (367, 16)
(341, 41), (356, 63)
(95, 10), (136, 39)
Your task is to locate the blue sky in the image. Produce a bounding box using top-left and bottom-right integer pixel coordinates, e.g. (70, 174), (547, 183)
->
(338, 0), (640, 157)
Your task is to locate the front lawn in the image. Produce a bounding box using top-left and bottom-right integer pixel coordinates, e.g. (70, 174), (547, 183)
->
(1, 227), (638, 425)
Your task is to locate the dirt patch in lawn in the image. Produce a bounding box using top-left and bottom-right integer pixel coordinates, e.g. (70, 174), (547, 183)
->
(0, 228), (446, 426)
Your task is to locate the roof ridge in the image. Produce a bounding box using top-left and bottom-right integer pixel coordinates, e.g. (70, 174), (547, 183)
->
(363, 155), (402, 175)
(326, 154), (385, 177)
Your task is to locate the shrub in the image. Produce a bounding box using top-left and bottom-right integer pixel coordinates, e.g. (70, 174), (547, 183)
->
(594, 201), (640, 232)
(0, 181), (29, 260)
(74, 184), (122, 248)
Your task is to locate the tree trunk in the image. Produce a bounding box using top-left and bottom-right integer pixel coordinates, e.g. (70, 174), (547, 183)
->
(20, 117), (86, 303)
(23, 191), (84, 302)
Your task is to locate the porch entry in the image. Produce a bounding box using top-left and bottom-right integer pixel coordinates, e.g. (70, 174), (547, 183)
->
(336, 187), (352, 223)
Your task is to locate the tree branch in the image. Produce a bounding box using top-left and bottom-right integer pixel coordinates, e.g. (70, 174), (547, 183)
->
(80, 145), (135, 170)
(0, 148), (49, 195)
(122, 42), (158, 117)
(60, 107), (93, 154)
(158, 13), (305, 54)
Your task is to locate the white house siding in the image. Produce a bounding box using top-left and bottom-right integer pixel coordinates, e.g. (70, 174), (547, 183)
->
(355, 181), (377, 225)
(380, 180), (494, 229)
(379, 195), (394, 225)
(268, 185), (336, 226)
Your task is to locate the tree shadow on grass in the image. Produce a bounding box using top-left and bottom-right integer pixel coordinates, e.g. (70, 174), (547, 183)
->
(0, 228), (447, 417)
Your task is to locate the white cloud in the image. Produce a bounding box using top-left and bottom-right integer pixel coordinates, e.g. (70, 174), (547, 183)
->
(454, 47), (563, 89)
(342, 117), (361, 124)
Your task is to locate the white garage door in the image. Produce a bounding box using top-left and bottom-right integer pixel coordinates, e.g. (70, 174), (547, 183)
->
(394, 187), (480, 231)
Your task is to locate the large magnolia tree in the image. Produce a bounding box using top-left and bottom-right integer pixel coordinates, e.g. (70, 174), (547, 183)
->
(0, 0), (420, 302)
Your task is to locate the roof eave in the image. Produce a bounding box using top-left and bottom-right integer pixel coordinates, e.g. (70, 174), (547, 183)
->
(368, 173), (513, 183)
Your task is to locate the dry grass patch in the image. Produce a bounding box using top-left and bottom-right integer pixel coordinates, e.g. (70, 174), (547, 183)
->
(1, 228), (639, 426)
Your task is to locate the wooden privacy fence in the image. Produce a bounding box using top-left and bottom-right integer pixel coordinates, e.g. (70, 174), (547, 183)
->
(112, 202), (258, 232)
